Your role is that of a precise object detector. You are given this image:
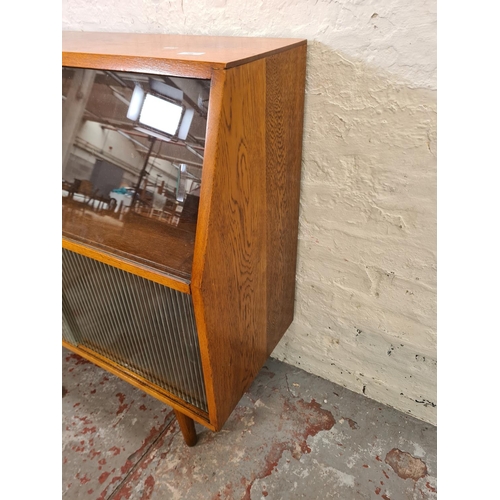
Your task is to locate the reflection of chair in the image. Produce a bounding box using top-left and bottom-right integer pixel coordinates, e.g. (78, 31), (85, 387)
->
(150, 191), (168, 219)
(67, 179), (96, 205)
(79, 180), (94, 204)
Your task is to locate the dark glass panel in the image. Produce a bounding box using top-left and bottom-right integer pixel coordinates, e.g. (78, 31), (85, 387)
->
(62, 68), (210, 281)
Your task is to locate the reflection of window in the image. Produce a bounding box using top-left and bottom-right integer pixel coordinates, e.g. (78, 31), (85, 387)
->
(127, 83), (195, 140)
(141, 94), (183, 135)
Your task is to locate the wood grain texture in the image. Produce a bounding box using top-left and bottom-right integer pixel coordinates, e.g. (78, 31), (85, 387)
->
(190, 69), (227, 427)
(191, 46), (307, 430)
(174, 410), (198, 446)
(265, 45), (307, 354)
(62, 340), (213, 429)
(63, 32), (306, 76)
(192, 60), (268, 430)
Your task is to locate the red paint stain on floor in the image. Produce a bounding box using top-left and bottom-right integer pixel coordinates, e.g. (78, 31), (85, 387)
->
(426, 481), (437, 493)
(78, 473), (91, 485)
(99, 471), (111, 484)
(116, 404), (129, 415)
(343, 417), (359, 429)
(66, 353), (90, 365)
(121, 460), (134, 475)
(76, 415), (93, 426)
(242, 398), (335, 499)
(115, 393), (129, 415)
(105, 412), (175, 500)
(141, 475), (155, 500)
(261, 442), (288, 477)
(385, 448), (428, 481)
(211, 482), (234, 500)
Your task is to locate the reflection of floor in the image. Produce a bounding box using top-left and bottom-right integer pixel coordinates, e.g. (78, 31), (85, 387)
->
(62, 197), (197, 281)
(62, 349), (437, 499)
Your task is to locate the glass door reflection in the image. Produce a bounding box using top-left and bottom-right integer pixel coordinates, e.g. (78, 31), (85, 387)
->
(62, 68), (210, 281)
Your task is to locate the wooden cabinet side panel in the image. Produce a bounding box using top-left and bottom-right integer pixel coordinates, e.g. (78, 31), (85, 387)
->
(265, 45), (307, 354)
(192, 60), (268, 430)
(190, 69), (227, 427)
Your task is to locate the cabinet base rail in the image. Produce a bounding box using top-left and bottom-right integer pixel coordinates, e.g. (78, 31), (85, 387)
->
(62, 340), (214, 445)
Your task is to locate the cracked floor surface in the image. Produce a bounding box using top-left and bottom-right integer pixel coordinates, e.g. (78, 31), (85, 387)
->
(62, 348), (437, 499)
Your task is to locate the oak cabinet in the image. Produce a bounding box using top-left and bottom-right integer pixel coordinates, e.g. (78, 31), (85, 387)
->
(62, 31), (307, 445)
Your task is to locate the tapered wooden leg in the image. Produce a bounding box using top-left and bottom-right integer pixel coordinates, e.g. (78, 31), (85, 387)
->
(174, 409), (198, 446)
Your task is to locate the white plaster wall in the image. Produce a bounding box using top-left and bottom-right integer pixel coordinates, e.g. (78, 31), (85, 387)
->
(63, 0), (437, 425)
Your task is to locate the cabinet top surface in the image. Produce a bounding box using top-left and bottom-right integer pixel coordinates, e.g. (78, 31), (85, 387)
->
(62, 31), (306, 70)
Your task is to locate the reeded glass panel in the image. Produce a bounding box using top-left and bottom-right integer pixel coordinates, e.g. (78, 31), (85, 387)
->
(62, 249), (208, 411)
(62, 68), (210, 282)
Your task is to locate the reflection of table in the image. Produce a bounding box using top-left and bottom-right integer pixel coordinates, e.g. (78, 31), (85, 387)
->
(63, 178), (115, 212)
(62, 190), (111, 213)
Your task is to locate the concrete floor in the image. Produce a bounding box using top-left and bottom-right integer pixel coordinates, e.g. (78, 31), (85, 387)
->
(62, 348), (437, 499)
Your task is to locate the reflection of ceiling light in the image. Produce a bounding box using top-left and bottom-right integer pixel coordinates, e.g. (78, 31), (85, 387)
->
(178, 109), (194, 141)
(141, 94), (183, 135)
(127, 84), (193, 140)
(127, 85), (145, 121)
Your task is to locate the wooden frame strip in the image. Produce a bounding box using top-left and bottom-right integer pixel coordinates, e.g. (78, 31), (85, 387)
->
(189, 68), (228, 429)
(62, 53), (214, 80)
(63, 340), (214, 430)
(62, 238), (191, 294)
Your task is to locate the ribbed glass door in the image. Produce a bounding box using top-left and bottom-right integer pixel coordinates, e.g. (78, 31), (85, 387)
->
(62, 248), (208, 412)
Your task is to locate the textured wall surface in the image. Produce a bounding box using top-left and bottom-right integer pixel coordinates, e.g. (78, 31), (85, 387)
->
(62, 0), (437, 425)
